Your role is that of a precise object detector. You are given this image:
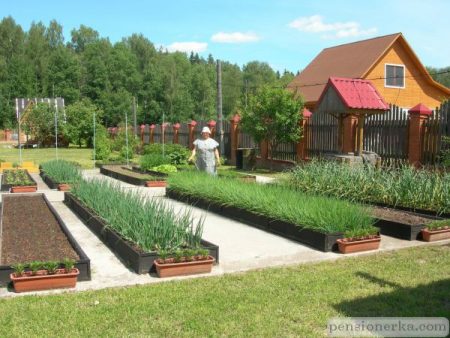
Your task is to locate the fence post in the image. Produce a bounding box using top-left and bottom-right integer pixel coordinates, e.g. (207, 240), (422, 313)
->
(408, 103), (432, 167)
(342, 114), (358, 154)
(188, 120), (197, 149)
(230, 114), (240, 165)
(149, 124), (155, 144)
(173, 123), (180, 144)
(4, 129), (11, 141)
(140, 124), (145, 144)
(207, 120), (217, 138)
(297, 108), (312, 161)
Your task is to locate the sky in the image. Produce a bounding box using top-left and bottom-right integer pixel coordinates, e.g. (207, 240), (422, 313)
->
(1, 0), (449, 73)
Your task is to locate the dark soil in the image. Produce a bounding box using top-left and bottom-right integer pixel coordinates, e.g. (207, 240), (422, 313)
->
(104, 165), (155, 180)
(1, 195), (79, 265)
(370, 206), (433, 225)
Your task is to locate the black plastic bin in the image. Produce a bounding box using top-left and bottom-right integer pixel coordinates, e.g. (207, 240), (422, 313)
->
(236, 148), (256, 170)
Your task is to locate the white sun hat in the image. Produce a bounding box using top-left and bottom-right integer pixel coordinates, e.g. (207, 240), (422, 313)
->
(201, 126), (211, 134)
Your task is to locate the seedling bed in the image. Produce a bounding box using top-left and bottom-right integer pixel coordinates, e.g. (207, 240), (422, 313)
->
(0, 194), (91, 285)
(100, 165), (166, 186)
(131, 165), (168, 178)
(64, 192), (219, 274)
(1, 170), (37, 192)
(371, 206), (442, 240)
(166, 189), (343, 252)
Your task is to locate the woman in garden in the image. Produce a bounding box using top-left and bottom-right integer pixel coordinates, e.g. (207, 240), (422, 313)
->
(188, 126), (220, 175)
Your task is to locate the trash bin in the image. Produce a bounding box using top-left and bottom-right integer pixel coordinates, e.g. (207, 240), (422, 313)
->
(236, 148), (256, 170)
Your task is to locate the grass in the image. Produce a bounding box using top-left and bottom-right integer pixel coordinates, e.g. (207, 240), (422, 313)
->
(40, 160), (82, 184)
(0, 145), (94, 169)
(71, 178), (204, 252)
(168, 171), (375, 236)
(285, 160), (450, 215)
(0, 245), (448, 337)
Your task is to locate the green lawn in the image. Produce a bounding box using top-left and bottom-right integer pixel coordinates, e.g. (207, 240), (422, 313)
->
(0, 245), (448, 337)
(0, 146), (94, 168)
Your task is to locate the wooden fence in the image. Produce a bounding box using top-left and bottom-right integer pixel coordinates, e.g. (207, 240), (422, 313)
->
(307, 102), (450, 166)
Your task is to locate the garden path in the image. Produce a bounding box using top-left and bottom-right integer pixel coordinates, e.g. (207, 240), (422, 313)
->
(0, 170), (448, 297)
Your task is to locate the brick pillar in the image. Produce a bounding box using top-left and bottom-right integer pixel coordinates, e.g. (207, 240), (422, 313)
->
(297, 108), (312, 161)
(173, 123), (180, 144)
(207, 120), (217, 138)
(4, 129), (11, 141)
(342, 114), (358, 154)
(188, 120), (197, 150)
(149, 124), (155, 144)
(140, 124), (145, 143)
(161, 123), (168, 144)
(230, 114), (240, 165)
(408, 103), (432, 167)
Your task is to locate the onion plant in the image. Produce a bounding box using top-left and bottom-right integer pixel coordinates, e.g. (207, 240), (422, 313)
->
(41, 160), (82, 184)
(284, 160), (450, 215)
(168, 171), (375, 235)
(71, 179), (204, 252)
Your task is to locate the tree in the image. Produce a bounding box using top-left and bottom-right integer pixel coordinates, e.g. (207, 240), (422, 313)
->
(65, 99), (103, 147)
(241, 86), (304, 167)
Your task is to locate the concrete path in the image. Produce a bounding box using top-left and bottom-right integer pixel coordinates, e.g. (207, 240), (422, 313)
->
(0, 170), (448, 298)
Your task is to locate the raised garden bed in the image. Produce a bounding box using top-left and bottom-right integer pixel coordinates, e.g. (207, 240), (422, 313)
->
(100, 165), (167, 187)
(370, 206), (441, 240)
(166, 189), (343, 252)
(0, 194), (90, 286)
(1, 169), (37, 193)
(132, 165), (169, 178)
(64, 192), (218, 274)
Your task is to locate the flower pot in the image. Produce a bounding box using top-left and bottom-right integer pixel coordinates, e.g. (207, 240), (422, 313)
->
(154, 256), (215, 278)
(10, 268), (79, 293)
(145, 180), (167, 188)
(337, 236), (381, 254)
(58, 183), (71, 191)
(11, 185), (37, 193)
(421, 228), (450, 242)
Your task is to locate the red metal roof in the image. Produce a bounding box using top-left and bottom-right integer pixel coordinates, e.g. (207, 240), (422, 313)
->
(318, 77), (389, 111)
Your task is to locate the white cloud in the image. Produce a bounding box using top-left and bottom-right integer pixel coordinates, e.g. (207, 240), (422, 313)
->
(165, 42), (207, 53)
(289, 15), (377, 39)
(211, 32), (260, 43)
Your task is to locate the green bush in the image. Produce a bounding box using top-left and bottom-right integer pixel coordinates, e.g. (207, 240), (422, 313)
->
(143, 143), (190, 165)
(152, 164), (177, 174)
(93, 125), (111, 161)
(140, 154), (171, 171)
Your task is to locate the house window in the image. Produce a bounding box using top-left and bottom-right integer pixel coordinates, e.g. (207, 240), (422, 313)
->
(385, 64), (405, 88)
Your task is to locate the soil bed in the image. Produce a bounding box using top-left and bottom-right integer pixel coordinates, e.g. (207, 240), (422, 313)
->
(0, 194), (90, 284)
(370, 206), (434, 225)
(370, 206), (440, 240)
(100, 165), (165, 186)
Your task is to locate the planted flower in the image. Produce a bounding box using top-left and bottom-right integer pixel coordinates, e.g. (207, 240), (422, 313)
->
(10, 259), (80, 293)
(154, 248), (214, 278)
(422, 219), (450, 242)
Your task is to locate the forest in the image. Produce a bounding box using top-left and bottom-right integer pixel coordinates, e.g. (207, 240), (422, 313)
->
(0, 16), (295, 129)
(1, 16), (449, 130)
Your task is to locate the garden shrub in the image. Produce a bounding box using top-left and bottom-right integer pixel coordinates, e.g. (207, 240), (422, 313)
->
(143, 143), (190, 165)
(94, 125), (112, 161)
(140, 154), (171, 171)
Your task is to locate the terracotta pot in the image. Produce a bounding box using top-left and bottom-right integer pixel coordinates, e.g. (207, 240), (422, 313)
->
(422, 228), (450, 242)
(11, 185), (37, 193)
(154, 256), (214, 278)
(337, 236), (381, 254)
(145, 180), (167, 188)
(10, 268), (79, 293)
(58, 183), (71, 191)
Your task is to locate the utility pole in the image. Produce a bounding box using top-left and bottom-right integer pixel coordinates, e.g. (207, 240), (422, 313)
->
(132, 96), (137, 137)
(216, 60), (224, 156)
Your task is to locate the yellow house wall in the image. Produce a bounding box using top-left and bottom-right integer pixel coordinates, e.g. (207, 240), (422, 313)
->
(365, 42), (449, 109)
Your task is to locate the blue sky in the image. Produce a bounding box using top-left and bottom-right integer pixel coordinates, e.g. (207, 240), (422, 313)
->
(2, 0), (449, 72)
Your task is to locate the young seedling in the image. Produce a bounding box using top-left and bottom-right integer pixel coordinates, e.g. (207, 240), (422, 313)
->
(28, 261), (43, 275)
(43, 261), (59, 275)
(11, 263), (26, 277)
(63, 258), (75, 273)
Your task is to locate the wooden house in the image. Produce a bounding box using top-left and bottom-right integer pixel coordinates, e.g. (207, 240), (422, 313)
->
(288, 33), (450, 110)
